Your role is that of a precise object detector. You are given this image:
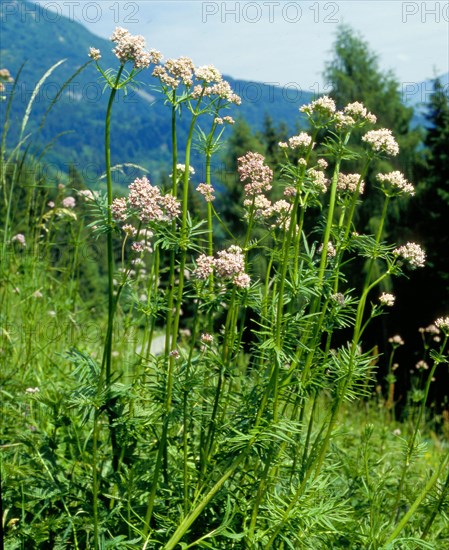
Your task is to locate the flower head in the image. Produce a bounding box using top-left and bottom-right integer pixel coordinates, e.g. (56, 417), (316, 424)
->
(318, 241), (336, 258)
(0, 68), (13, 82)
(201, 333), (214, 344)
(377, 171), (414, 196)
(343, 102), (377, 124)
(307, 169), (328, 193)
(233, 272), (251, 288)
(215, 245), (245, 278)
(110, 27), (162, 69)
(435, 316), (449, 333)
(300, 95), (336, 118)
(238, 152), (273, 196)
(193, 254), (215, 280)
(11, 233), (26, 247)
(195, 65), (222, 83)
(112, 176), (180, 224)
(419, 324), (440, 335)
(77, 189), (97, 201)
(388, 335), (404, 346)
(243, 195), (272, 219)
(362, 128), (399, 156)
(331, 293), (345, 305)
(192, 79), (241, 104)
(282, 132), (313, 150)
(393, 242), (426, 268)
(196, 183), (215, 202)
(337, 173), (365, 194)
(62, 196), (76, 209)
(153, 56), (195, 88)
(0, 68), (13, 98)
(379, 293), (395, 307)
(172, 164), (195, 179)
(88, 47), (101, 61)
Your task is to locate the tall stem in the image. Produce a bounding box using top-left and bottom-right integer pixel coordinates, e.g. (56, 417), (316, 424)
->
(143, 111), (198, 535)
(101, 66), (124, 471)
(394, 338), (447, 514)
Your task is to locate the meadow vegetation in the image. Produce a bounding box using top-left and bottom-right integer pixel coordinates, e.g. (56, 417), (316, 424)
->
(1, 28), (449, 549)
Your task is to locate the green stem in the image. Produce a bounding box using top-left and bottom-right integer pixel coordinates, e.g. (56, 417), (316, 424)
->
(143, 110), (199, 535)
(394, 338), (447, 514)
(421, 461), (449, 538)
(101, 65), (124, 472)
(386, 451), (449, 544)
(162, 455), (247, 550)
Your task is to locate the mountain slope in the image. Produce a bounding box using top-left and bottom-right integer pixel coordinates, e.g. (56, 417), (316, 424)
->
(0, 0), (310, 183)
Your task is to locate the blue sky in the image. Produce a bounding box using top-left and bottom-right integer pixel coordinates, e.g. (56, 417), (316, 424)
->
(32, 0), (448, 91)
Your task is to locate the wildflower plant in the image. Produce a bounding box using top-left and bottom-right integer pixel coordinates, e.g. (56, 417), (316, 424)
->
(2, 32), (449, 550)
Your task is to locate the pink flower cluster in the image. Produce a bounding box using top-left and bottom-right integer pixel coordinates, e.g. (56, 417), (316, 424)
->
(193, 254), (215, 279)
(243, 195), (272, 219)
(337, 173), (365, 194)
(196, 183), (215, 202)
(201, 332), (214, 344)
(318, 241), (336, 258)
(110, 27), (162, 69)
(153, 56), (195, 88)
(238, 152), (273, 197)
(62, 196), (76, 209)
(111, 176), (180, 224)
(193, 245), (250, 288)
(11, 233), (26, 247)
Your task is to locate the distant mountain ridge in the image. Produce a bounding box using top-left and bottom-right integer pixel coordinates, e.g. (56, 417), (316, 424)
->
(0, 0), (446, 183)
(0, 0), (312, 183)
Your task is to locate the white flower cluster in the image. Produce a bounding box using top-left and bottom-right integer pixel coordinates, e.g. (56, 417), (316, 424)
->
(279, 132), (313, 150)
(362, 128), (399, 156)
(388, 335), (404, 346)
(192, 80), (241, 105)
(110, 27), (162, 69)
(435, 316), (449, 333)
(300, 95), (336, 117)
(195, 65), (222, 83)
(379, 293), (395, 307)
(337, 173), (365, 194)
(88, 47), (101, 61)
(393, 242), (426, 268)
(307, 169), (328, 193)
(377, 171), (414, 196)
(214, 116), (235, 125)
(153, 56), (195, 88)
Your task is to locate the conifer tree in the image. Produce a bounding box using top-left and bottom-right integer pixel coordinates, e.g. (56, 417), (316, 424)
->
(323, 25), (422, 239)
